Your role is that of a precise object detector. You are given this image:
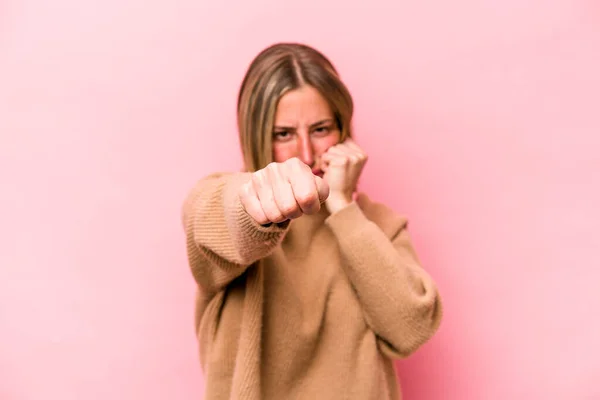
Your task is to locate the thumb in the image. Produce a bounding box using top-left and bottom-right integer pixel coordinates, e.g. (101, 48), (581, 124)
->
(315, 176), (330, 203)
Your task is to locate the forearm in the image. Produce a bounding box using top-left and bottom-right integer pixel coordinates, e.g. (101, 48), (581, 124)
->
(325, 202), (442, 358)
(182, 172), (289, 292)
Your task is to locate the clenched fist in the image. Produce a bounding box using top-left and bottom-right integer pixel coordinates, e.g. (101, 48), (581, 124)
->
(321, 138), (368, 213)
(239, 158), (330, 225)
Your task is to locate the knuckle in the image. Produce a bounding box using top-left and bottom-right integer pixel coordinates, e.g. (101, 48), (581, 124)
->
(288, 210), (303, 219)
(239, 186), (255, 205)
(296, 191), (318, 206)
(253, 170), (272, 188)
(263, 206), (283, 222)
(239, 183), (250, 198)
(270, 214), (285, 223)
(290, 157), (309, 170)
(251, 170), (263, 183)
(255, 214), (269, 225)
(279, 201), (299, 217)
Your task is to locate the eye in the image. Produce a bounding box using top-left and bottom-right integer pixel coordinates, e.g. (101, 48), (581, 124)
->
(313, 126), (332, 136)
(273, 131), (294, 142)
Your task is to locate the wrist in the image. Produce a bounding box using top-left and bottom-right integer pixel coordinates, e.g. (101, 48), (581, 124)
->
(326, 193), (353, 214)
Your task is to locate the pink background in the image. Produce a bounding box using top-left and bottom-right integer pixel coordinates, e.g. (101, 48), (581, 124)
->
(1, 0), (599, 399)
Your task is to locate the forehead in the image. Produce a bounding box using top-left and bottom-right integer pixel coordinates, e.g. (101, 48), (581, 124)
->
(274, 85), (333, 124)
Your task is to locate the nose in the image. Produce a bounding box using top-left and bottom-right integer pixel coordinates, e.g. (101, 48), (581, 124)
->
(297, 132), (314, 167)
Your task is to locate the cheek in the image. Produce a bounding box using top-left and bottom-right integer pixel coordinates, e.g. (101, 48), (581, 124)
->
(272, 143), (296, 163)
(314, 134), (341, 157)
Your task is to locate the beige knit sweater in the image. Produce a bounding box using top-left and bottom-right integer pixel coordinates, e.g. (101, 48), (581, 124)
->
(181, 172), (443, 400)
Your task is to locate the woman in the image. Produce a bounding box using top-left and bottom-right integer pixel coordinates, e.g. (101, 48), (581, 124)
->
(182, 42), (443, 400)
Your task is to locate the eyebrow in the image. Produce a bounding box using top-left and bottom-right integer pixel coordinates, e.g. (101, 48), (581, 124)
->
(274, 118), (334, 131)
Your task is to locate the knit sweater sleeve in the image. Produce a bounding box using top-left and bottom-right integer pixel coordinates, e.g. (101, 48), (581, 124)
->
(181, 172), (290, 294)
(324, 195), (443, 359)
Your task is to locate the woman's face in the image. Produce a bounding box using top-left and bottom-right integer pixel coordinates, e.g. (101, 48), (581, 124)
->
(272, 85), (341, 177)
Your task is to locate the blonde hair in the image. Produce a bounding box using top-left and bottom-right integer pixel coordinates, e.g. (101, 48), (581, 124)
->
(237, 42), (354, 172)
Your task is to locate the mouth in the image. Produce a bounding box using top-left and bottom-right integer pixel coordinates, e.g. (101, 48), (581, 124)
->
(312, 169), (324, 177)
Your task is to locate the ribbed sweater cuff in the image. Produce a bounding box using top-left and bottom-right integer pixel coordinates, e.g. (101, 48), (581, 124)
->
(222, 173), (290, 256)
(324, 201), (369, 239)
(233, 196), (290, 241)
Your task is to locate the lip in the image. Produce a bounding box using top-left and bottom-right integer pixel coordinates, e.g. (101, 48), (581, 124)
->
(312, 169), (324, 177)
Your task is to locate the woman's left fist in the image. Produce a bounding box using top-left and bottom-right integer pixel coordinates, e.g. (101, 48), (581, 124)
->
(321, 138), (368, 213)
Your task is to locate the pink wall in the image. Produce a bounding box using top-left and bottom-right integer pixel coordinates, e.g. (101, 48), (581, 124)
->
(1, 1), (599, 399)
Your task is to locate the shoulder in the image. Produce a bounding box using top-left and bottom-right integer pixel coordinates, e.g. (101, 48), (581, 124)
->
(355, 192), (409, 237)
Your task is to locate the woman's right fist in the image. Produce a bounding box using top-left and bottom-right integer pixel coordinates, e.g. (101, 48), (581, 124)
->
(239, 158), (330, 225)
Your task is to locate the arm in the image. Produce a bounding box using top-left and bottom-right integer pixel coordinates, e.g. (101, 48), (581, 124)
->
(181, 172), (290, 294)
(325, 200), (443, 359)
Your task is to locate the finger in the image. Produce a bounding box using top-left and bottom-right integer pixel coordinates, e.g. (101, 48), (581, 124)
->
(335, 149), (361, 179)
(288, 162), (322, 214)
(321, 153), (347, 172)
(344, 139), (363, 154)
(323, 148), (349, 167)
(252, 168), (286, 223)
(240, 181), (269, 225)
(322, 152), (348, 172)
(347, 154), (363, 178)
(321, 152), (337, 162)
(326, 145), (347, 156)
(271, 165), (303, 220)
(328, 143), (362, 165)
(314, 176), (330, 203)
(342, 137), (358, 148)
(337, 142), (360, 158)
(320, 156), (330, 172)
(329, 156), (349, 168)
(344, 140), (368, 161)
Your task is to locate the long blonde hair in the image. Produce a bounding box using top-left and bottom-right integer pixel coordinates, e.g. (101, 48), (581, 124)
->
(237, 42), (354, 172)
